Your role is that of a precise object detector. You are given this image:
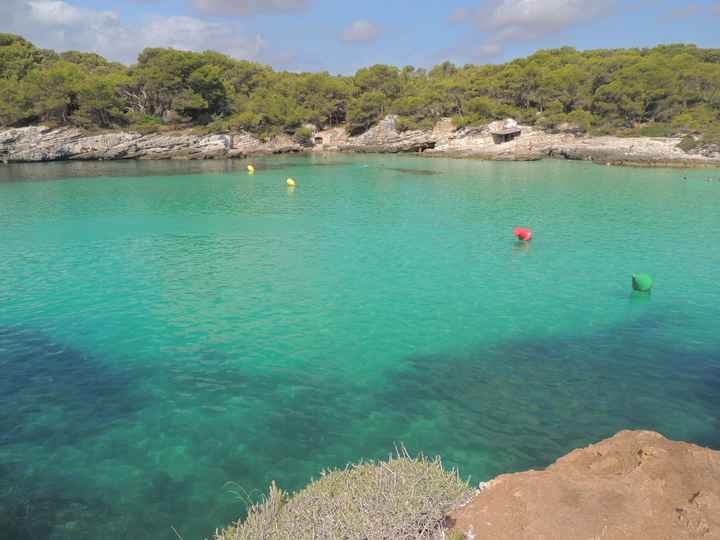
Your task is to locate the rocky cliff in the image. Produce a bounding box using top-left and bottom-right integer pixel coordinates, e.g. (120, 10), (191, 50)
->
(448, 430), (720, 540)
(423, 119), (720, 166)
(0, 126), (304, 162)
(2, 117), (720, 167)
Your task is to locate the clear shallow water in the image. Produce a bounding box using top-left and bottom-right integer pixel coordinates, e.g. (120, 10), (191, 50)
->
(1, 156), (719, 539)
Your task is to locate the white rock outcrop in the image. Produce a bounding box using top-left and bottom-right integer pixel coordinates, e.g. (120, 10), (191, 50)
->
(2, 117), (719, 167)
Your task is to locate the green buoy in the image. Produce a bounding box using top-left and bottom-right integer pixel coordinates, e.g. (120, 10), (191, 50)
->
(632, 273), (653, 292)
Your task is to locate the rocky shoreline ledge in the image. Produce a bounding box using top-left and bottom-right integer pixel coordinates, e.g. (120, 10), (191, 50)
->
(2, 116), (720, 167)
(448, 430), (720, 539)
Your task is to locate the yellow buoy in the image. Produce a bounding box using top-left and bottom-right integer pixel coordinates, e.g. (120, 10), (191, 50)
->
(286, 178), (296, 187)
(247, 164), (255, 174)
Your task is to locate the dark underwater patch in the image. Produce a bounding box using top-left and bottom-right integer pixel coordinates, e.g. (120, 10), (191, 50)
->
(0, 325), (148, 448)
(0, 325), (155, 539)
(293, 162), (348, 167)
(376, 311), (720, 476)
(2, 314), (717, 540)
(248, 161), (347, 171)
(386, 167), (441, 176)
(0, 479), (118, 540)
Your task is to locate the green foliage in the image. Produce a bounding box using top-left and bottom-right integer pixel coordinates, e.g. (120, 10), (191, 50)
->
(347, 90), (386, 134)
(678, 135), (701, 152)
(536, 109), (598, 133)
(0, 33), (55, 80)
(1, 34), (720, 143)
(393, 95), (437, 131)
(215, 450), (471, 540)
(634, 123), (675, 137)
(671, 104), (720, 132)
(293, 126), (314, 144)
(565, 110), (597, 132)
(59, 50), (112, 69)
(353, 64), (402, 99)
(0, 78), (30, 126)
(125, 112), (163, 133)
(75, 72), (131, 128)
(23, 61), (87, 125)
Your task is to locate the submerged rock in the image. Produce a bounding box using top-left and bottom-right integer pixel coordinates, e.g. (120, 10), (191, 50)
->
(448, 430), (720, 540)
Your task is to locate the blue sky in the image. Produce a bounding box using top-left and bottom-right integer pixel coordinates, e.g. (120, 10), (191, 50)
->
(1, 0), (719, 73)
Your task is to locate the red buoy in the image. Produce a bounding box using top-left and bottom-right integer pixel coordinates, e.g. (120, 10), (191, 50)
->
(514, 227), (532, 241)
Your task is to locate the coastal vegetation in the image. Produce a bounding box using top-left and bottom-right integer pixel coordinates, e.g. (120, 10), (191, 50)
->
(214, 450), (471, 540)
(1, 33), (719, 145)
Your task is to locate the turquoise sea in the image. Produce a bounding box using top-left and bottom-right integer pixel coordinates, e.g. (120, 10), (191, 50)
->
(1, 155), (719, 539)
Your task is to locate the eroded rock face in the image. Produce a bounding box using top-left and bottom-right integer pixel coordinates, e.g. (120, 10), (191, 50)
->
(426, 124), (720, 165)
(313, 117), (438, 153)
(336, 115), (437, 153)
(0, 126), (304, 162)
(2, 118), (720, 166)
(449, 430), (720, 540)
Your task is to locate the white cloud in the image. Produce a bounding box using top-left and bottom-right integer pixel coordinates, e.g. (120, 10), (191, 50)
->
(440, 0), (616, 65)
(29, 0), (111, 25)
(480, 0), (615, 39)
(141, 16), (265, 59)
(191, 0), (309, 16)
(0, 0), (267, 63)
(341, 19), (380, 43)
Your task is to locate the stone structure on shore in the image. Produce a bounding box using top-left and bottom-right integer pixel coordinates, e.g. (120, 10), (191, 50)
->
(2, 116), (719, 167)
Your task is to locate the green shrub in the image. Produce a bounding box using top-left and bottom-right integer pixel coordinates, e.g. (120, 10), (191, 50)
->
(451, 115), (472, 129)
(201, 114), (231, 134)
(347, 91), (386, 135)
(214, 450), (471, 540)
(395, 115), (435, 132)
(536, 113), (562, 130)
(125, 112), (163, 133)
(536, 110), (597, 133)
(635, 123), (675, 137)
(565, 110), (597, 132)
(678, 135), (700, 152)
(293, 126), (314, 145)
(671, 105), (720, 133)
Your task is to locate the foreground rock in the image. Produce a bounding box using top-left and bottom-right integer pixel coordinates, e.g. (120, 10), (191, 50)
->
(2, 117), (720, 167)
(448, 430), (720, 540)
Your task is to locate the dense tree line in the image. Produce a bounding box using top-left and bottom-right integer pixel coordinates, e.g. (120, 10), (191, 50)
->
(1, 33), (719, 143)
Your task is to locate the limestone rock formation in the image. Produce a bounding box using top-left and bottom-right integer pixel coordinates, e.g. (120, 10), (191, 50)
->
(0, 126), (307, 162)
(2, 117), (720, 166)
(338, 115), (437, 153)
(448, 430), (720, 540)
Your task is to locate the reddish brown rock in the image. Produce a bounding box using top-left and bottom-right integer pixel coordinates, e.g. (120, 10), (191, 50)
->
(449, 431), (720, 540)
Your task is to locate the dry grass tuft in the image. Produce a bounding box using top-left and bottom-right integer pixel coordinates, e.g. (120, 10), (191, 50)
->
(446, 529), (466, 540)
(214, 448), (471, 540)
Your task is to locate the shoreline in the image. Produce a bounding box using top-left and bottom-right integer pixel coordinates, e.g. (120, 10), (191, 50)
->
(214, 430), (720, 539)
(2, 116), (720, 169)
